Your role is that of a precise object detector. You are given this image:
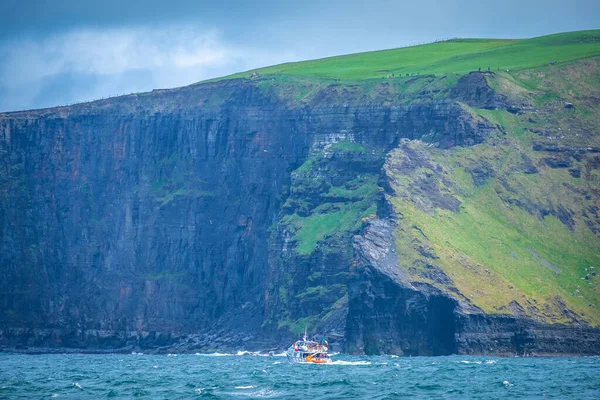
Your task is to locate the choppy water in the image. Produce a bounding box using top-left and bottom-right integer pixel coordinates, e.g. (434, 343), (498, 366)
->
(0, 352), (599, 399)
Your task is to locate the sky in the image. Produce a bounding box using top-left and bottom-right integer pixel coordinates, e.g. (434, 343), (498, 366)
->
(0, 0), (599, 112)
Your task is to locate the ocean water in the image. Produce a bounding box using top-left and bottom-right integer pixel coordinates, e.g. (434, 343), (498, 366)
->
(0, 352), (599, 399)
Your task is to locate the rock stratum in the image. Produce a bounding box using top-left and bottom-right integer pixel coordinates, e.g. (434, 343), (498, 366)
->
(1, 37), (600, 355)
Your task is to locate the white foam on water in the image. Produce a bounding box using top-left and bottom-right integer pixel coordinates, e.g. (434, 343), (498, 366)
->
(390, 355), (399, 358)
(377, 362), (388, 365)
(503, 380), (514, 387)
(236, 350), (285, 357)
(153, 365), (158, 368)
(51, 394), (59, 398)
(167, 354), (177, 357)
(460, 360), (482, 364)
(273, 361), (281, 365)
(131, 352), (144, 355)
(485, 360), (497, 364)
(196, 352), (234, 357)
(235, 386), (255, 389)
(237, 351), (268, 356)
(329, 360), (371, 366)
(227, 388), (279, 398)
(72, 383), (82, 389)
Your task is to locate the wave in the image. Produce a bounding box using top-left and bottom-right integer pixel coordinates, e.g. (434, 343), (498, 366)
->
(236, 351), (259, 356)
(237, 351), (287, 357)
(328, 360), (372, 366)
(235, 385), (255, 389)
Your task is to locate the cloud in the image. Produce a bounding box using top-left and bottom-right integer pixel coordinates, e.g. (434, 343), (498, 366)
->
(0, 24), (299, 111)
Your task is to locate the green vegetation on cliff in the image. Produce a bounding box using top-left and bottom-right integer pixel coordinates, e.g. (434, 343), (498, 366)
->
(385, 58), (600, 325)
(280, 142), (381, 255)
(268, 141), (381, 334)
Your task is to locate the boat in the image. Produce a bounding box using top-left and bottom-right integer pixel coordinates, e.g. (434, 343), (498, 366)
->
(286, 329), (331, 364)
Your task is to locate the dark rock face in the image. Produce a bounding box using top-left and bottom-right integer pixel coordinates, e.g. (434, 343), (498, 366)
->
(449, 71), (531, 114)
(544, 157), (572, 168)
(346, 267), (458, 356)
(1, 82), (302, 350)
(347, 218), (457, 356)
(449, 72), (507, 110)
(455, 314), (600, 356)
(0, 77), (598, 355)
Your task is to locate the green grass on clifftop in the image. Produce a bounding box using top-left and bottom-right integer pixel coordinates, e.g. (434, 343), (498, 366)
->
(212, 30), (600, 81)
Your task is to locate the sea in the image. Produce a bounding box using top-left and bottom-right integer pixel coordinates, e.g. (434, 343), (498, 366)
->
(0, 352), (599, 399)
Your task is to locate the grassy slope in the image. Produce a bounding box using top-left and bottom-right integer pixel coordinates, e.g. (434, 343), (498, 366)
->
(386, 58), (600, 325)
(389, 135), (600, 325)
(213, 30), (600, 81)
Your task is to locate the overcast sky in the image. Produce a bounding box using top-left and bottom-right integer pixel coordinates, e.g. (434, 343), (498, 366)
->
(1, 0), (598, 112)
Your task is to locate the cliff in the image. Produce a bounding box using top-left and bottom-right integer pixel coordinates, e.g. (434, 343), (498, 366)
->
(1, 33), (600, 355)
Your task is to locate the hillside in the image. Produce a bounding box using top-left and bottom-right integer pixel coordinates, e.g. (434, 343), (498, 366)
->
(1, 30), (599, 355)
(382, 56), (600, 327)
